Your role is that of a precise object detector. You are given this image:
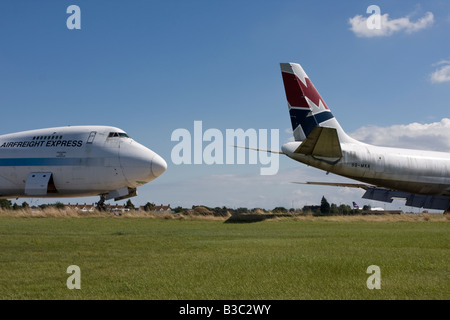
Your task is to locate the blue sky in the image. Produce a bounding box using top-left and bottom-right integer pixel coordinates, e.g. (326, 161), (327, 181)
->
(1, 1), (449, 211)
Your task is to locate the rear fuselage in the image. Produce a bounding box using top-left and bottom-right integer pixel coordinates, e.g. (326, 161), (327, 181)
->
(282, 141), (450, 196)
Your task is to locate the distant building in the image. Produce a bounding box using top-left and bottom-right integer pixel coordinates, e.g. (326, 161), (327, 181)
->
(66, 203), (96, 212)
(139, 204), (173, 213)
(361, 210), (403, 215)
(155, 204), (172, 212)
(65, 203), (130, 213)
(65, 203), (173, 214)
(106, 204), (130, 214)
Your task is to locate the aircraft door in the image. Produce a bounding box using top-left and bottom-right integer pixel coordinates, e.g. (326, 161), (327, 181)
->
(104, 132), (125, 184)
(25, 172), (57, 196)
(87, 131), (97, 144)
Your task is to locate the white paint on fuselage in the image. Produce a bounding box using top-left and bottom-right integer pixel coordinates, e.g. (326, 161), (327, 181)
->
(0, 125), (167, 199)
(282, 140), (450, 196)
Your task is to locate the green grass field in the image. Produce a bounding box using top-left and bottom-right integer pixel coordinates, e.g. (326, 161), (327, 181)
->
(0, 214), (448, 300)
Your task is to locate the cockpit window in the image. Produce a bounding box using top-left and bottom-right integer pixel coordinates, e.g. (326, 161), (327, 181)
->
(108, 132), (130, 138)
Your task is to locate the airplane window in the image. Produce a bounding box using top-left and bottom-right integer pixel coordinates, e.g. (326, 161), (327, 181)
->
(108, 132), (129, 138)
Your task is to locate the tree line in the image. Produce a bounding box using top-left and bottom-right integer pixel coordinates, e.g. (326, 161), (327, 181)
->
(1, 196), (369, 216)
(143, 196), (369, 217)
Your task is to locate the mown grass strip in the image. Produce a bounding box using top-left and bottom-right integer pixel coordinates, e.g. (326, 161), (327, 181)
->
(0, 217), (448, 299)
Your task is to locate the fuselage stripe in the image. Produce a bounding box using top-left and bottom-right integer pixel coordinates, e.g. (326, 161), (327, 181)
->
(0, 158), (102, 167)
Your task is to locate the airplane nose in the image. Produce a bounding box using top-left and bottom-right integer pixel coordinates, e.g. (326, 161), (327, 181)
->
(151, 154), (167, 178)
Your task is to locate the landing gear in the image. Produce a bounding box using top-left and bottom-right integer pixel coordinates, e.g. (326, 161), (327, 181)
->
(96, 195), (106, 211)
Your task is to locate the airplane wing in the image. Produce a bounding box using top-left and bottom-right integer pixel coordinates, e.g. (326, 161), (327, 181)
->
(294, 182), (450, 210)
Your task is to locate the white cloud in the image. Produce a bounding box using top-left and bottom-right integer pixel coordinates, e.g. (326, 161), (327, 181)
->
(349, 11), (434, 37)
(430, 61), (450, 83)
(350, 118), (450, 151)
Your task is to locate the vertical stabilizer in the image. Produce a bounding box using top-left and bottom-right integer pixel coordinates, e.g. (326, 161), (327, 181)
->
(280, 63), (352, 143)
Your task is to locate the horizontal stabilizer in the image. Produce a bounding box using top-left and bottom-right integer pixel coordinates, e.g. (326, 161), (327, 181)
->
(294, 127), (342, 162)
(233, 146), (284, 154)
(294, 181), (372, 190)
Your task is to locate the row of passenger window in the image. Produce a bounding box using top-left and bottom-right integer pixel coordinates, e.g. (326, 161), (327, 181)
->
(32, 135), (63, 141)
(32, 132), (129, 141)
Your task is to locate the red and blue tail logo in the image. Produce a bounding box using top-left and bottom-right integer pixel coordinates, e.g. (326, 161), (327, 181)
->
(280, 63), (334, 141)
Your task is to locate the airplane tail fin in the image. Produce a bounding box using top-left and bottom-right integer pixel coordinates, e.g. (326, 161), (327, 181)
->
(280, 63), (352, 143)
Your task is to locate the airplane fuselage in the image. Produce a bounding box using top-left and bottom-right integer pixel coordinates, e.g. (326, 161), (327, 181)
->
(0, 126), (167, 200)
(282, 141), (450, 197)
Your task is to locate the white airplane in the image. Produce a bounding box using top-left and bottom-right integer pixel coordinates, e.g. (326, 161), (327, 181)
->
(352, 201), (384, 211)
(279, 62), (450, 213)
(0, 125), (167, 209)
